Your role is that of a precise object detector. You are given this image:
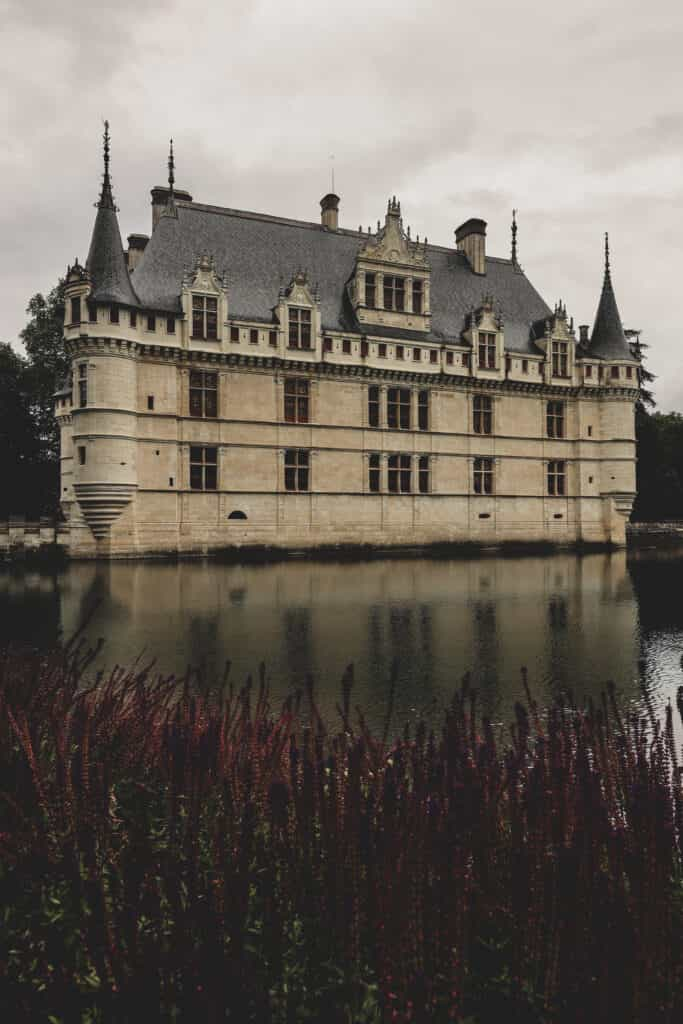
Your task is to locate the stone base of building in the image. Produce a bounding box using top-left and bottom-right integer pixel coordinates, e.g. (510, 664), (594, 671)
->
(60, 492), (634, 559)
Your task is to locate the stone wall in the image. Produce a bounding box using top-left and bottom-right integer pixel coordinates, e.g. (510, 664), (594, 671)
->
(0, 518), (66, 556)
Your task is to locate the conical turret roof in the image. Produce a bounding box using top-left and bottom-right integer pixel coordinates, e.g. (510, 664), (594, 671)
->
(86, 122), (138, 307)
(589, 235), (634, 360)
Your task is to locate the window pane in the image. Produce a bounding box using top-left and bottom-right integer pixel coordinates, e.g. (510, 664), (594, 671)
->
(284, 396), (296, 422)
(190, 446), (202, 462)
(190, 465), (203, 490)
(189, 390), (202, 417)
(297, 397), (308, 422)
(298, 468), (309, 491)
(205, 373), (217, 389)
(204, 466), (217, 490)
(204, 391), (218, 418)
(285, 468), (296, 491)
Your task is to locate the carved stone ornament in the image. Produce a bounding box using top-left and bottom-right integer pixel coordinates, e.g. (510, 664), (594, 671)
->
(358, 196), (429, 270)
(184, 253), (226, 294)
(285, 269), (319, 307)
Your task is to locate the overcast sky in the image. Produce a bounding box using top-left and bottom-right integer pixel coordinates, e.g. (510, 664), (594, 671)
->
(3, 0), (682, 408)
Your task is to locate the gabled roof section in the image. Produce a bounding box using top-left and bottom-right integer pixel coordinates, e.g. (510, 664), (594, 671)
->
(86, 121), (139, 308)
(589, 234), (635, 361)
(132, 199), (551, 350)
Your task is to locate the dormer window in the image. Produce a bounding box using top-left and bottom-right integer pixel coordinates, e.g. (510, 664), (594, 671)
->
(383, 275), (405, 311)
(365, 273), (376, 308)
(413, 280), (423, 314)
(192, 295), (218, 340)
(288, 307), (311, 349)
(551, 341), (569, 378)
(478, 333), (496, 370)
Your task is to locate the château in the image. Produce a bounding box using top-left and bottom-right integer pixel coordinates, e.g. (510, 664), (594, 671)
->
(56, 126), (640, 557)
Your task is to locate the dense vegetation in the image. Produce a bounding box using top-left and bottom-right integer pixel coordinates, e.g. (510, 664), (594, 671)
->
(1, 641), (682, 1022)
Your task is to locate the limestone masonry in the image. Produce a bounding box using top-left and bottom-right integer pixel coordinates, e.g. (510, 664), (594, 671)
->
(56, 126), (640, 558)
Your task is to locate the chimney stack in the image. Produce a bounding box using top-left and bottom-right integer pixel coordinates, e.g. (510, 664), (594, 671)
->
(579, 324), (590, 345)
(151, 185), (193, 230)
(320, 192), (340, 230)
(126, 233), (149, 272)
(455, 218), (487, 275)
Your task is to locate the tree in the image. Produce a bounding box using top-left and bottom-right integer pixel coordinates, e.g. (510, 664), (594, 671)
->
(0, 344), (43, 517)
(20, 281), (70, 465)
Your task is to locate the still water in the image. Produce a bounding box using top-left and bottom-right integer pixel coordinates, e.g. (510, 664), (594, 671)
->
(1, 549), (682, 732)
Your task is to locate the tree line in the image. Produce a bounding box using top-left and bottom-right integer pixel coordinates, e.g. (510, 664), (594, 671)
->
(0, 281), (681, 522)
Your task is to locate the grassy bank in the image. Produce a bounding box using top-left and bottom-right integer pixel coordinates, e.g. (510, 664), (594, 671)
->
(1, 642), (682, 1022)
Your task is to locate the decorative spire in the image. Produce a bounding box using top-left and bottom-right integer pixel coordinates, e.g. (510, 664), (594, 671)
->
(589, 233), (633, 360)
(98, 119), (116, 210)
(168, 138), (175, 196)
(604, 231), (611, 280)
(511, 208), (518, 265)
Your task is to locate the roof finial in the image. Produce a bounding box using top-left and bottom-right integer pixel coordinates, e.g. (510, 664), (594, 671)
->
(168, 138), (175, 196)
(97, 119), (116, 210)
(511, 208), (518, 265)
(604, 231), (611, 280)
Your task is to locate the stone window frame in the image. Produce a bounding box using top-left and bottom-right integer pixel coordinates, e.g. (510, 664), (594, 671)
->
(191, 294), (218, 341)
(546, 400), (565, 439)
(283, 448), (310, 492)
(283, 377), (310, 424)
(472, 393), (493, 435)
(189, 445), (218, 491)
(551, 340), (569, 378)
(547, 459), (566, 496)
(287, 306), (312, 349)
(473, 456), (494, 495)
(477, 331), (497, 370)
(387, 453), (412, 493)
(189, 369), (218, 419)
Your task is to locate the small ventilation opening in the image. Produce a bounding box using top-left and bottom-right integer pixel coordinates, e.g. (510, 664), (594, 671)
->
(478, 513), (491, 520)
(553, 513), (563, 519)
(228, 510), (248, 520)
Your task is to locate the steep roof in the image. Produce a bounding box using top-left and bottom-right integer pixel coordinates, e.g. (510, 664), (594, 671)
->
(86, 121), (139, 308)
(589, 237), (635, 361)
(132, 201), (552, 353)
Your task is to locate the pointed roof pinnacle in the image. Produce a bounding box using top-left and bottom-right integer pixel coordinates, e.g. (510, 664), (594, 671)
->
(98, 119), (116, 210)
(511, 208), (518, 265)
(604, 231), (610, 280)
(589, 233), (633, 361)
(168, 138), (175, 196)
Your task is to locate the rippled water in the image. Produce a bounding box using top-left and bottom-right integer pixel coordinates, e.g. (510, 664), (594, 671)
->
(1, 548), (682, 733)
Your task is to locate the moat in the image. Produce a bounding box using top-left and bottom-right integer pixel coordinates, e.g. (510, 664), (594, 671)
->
(2, 548), (682, 731)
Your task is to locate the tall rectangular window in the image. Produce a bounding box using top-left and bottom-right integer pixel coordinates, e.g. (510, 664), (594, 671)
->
(383, 275), (405, 311)
(166, 316), (176, 334)
(250, 329), (258, 344)
(462, 353), (470, 369)
(190, 446), (217, 491)
(522, 359), (528, 374)
(269, 330), (278, 347)
(547, 460), (566, 496)
(365, 272), (376, 308)
(284, 449), (309, 491)
(78, 446), (86, 465)
(378, 343), (387, 358)
(361, 340), (369, 357)
(413, 347), (421, 362)
(109, 304), (119, 325)
(323, 336), (332, 352)
(430, 349), (438, 364)
(78, 363), (88, 408)
(284, 378), (309, 423)
(189, 370), (218, 418)
(88, 302), (97, 323)
(418, 390), (429, 431)
(473, 457), (494, 495)
(147, 314), (156, 332)
(369, 452), (381, 492)
(342, 339), (351, 354)
(230, 326), (240, 342)
(192, 296), (218, 340)
(626, 365), (633, 379)
(585, 364), (593, 378)
(368, 386), (380, 427)
(546, 401), (565, 438)
(70, 297), (81, 325)
(551, 341), (569, 377)
(396, 345), (404, 360)
(478, 332), (496, 369)
(388, 454), (411, 493)
(418, 455), (430, 493)
(387, 387), (411, 429)
(412, 279), (423, 314)
(446, 351), (454, 365)
(129, 310), (137, 328)
(288, 307), (311, 349)
(611, 365), (619, 378)
(473, 395), (492, 435)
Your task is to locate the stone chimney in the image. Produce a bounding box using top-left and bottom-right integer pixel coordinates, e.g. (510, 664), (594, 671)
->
(579, 324), (590, 345)
(320, 192), (340, 230)
(455, 218), (487, 275)
(127, 234), (149, 272)
(151, 186), (193, 230)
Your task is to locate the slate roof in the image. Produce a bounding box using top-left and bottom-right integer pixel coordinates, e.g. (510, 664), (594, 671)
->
(131, 201), (553, 354)
(87, 197), (139, 308)
(588, 267), (636, 361)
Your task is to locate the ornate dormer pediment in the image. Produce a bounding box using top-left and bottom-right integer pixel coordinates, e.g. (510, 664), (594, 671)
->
(283, 269), (319, 308)
(352, 198), (432, 333)
(183, 253), (227, 295)
(463, 295), (504, 343)
(180, 253), (229, 347)
(533, 301), (575, 355)
(65, 259), (91, 294)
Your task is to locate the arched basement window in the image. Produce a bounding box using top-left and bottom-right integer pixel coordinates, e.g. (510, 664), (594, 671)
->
(227, 510), (248, 520)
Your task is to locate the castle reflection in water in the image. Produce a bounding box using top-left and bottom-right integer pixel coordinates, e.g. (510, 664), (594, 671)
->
(5, 548), (678, 732)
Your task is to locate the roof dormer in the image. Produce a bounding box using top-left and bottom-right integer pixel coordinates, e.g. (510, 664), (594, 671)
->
(350, 197), (431, 334)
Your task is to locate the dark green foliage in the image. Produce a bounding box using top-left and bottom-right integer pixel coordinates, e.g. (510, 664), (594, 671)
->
(634, 412), (683, 521)
(1, 647), (682, 1022)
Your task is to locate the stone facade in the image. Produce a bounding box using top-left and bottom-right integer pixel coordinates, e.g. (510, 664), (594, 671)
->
(56, 131), (640, 559)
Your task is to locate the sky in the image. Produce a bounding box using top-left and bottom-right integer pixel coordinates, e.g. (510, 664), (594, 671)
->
(2, 0), (682, 408)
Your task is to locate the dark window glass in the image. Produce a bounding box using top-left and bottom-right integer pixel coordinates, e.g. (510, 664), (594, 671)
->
(284, 449), (309, 491)
(109, 304), (119, 325)
(365, 272), (376, 308)
(446, 351), (454, 365)
(478, 332), (496, 369)
(383, 276), (405, 311)
(70, 297), (81, 325)
(147, 395), (154, 410)
(413, 348), (421, 362)
(396, 345), (404, 360)
(413, 279), (423, 314)
(342, 339), (351, 354)
(369, 452), (380, 492)
(547, 460), (566, 496)
(539, 362), (544, 375)
(418, 455), (429, 493)
(368, 385), (380, 427)
(189, 370), (218, 419)
(552, 341), (569, 377)
(284, 378), (309, 423)
(473, 457), (493, 495)
(611, 365), (619, 378)
(626, 365), (633, 379)
(166, 316), (175, 334)
(430, 349), (438, 364)
(269, 330), (278, 346)
(473, 395), (492, 435)
(78, 363), (87, 408)
(78, 446), (86, 465)
(522, 359), (528, 374)
(505, 356), (512, 373)
(250, 329), (258, 344)
(192, 296), (218, 340)
(231, 326), (240, 342)
(388, 453), (411, 493)
(361, 340), (369, 357)
(323, 336), (332, 352)
(288, 307), (312, 349)
(130, 310), (137, 328)
(378, 343), (387, 358)
(147, 314), (156, 332)
(387, 387), (411, 429)
(585, 364), (593, 378)
(418, 391), (429, 431)
(547, 401), (565, 439)
(189, 446), (217, 491)
(88, 303), (97, 323)
(462, 353), (470, 368)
